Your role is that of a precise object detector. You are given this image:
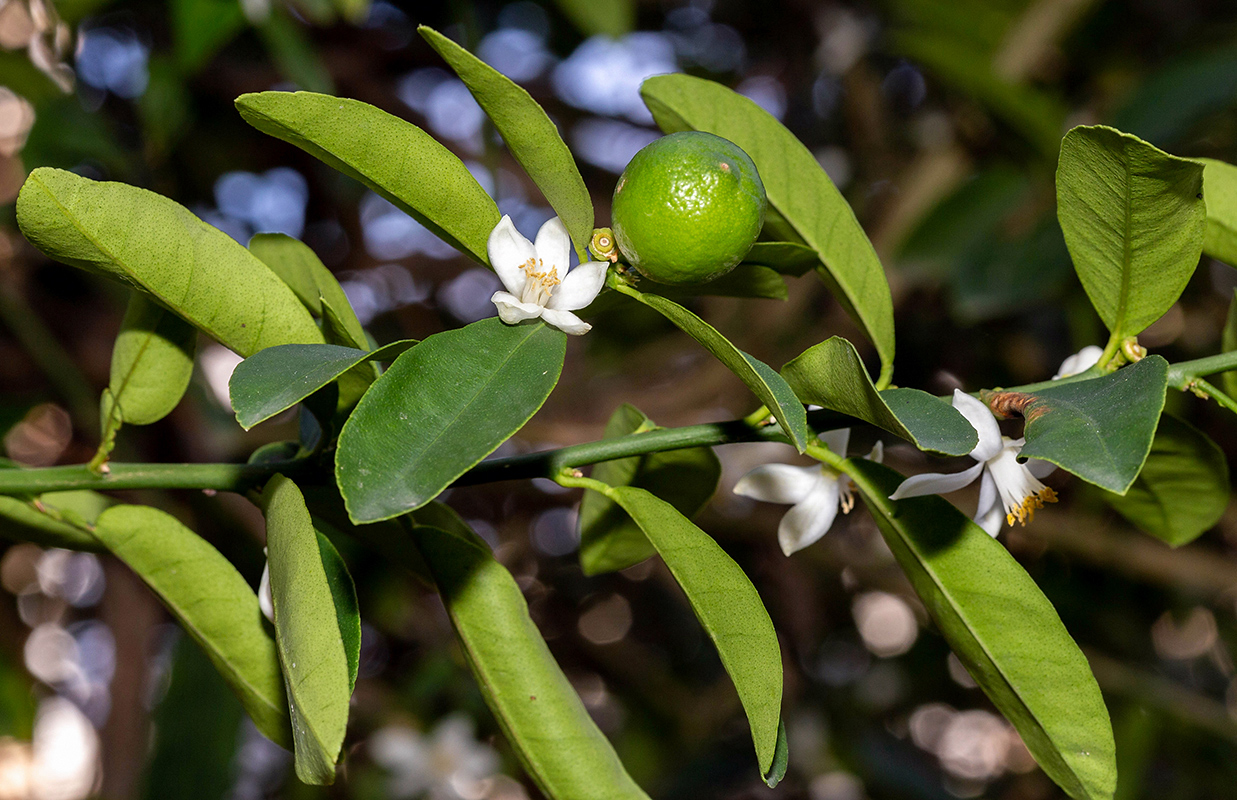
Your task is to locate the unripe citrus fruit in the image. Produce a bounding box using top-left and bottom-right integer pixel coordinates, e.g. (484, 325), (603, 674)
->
(611, 131), (766, 285)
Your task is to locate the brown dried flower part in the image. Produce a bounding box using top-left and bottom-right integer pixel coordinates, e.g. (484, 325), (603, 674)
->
(0, 0), (74, 93)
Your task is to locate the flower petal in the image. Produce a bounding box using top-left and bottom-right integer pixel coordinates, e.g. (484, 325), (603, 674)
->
(734, 463), (821, 504)
(818, 427), (850, 457)
(868, 440), (884, 463)
(889, 461), (985, 500)
(952, 389), (1002, 462)
(534, 216), (572, 273)
(492, 291), (544, 324)
(1025, 457), (1056, 479)
(547, 261), (607, 311)
(258, 560), (274, 623)
(539, 308), (592, 335)
(974, 468), (1003, 536)
(487, 215), (533, 296)
(778, 479), (840, 555)
(1053, 344), (1103, 379)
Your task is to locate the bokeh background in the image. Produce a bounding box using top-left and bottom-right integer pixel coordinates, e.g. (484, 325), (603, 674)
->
(1, 0), (1236, 798)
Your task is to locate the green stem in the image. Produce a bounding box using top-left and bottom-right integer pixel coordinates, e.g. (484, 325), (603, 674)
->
(1177, 377), (1237, 415)
(0, 460), (305, 495)
(1096, 333), (1123, 372)
(1166, 350), (1237, 384)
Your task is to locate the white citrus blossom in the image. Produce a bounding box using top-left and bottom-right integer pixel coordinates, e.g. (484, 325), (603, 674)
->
(889, 390), (1056, 537)
(369, 714), (500, 800)
(258, 553), (273, 623)
(734, 429), (883, 556)
(489, 215), (607, 335)
(1053, 344), (1103, 379)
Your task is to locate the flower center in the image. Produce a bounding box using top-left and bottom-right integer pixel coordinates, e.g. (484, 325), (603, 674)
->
(519, 258), (560, 306)
(986, 444), (1058, 526)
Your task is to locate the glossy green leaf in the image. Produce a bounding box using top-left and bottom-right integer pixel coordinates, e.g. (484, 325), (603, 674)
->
(850, 460), (1116, 800)
(742, 242), (819, 277)
(249, 233), (368, 350)
(236, 91), (499, 264)
(92, 504), (291, 748)
(592, 484), (782, 780)
(262, 475), (352, 785)
(1012, 356), (1169, 494)
(1223, 289), (1237, 398)
(1198, 158), (1237, 267)
(615, 283), (808, 452)
(420, 26), (593, 261)
(1056, 126), (1205, 339)
(781, 337), (977, 456)
(15, 168), (323, 357)
(1103, 414), (1229, 547)
(410, 521), (651, 800)
(647, 265), (788, 301)
(337, 318), (566, 523)
(640, 74), (896, 384)
(229, 340), (414, 429)
(0, 489), (108, 552)
(551, 0), (634, 36)
(579, 404), (721, 576)
(102, 292), (197, 433)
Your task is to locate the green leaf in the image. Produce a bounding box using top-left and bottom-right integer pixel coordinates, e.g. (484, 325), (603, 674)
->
(249, 233), (368, 350)
(91, 504), (291, 748)
(171, 0), (245, 74)
(742, 242), (819, 277)
(15, 168), (324, 357)
(850, 460), (1116, 800)
(640, 74), (896, 384)
(1103, 414), (1229, 547)
(255, 10), (334, 94)
(781, 337), (977, 456)
(337, 318), (566, 523)
(1010, 356), (1169, 494)
(579, 404), (721, 575)
(410, 521), (651, 800)
(647, 265), (788, 301)
(1223, 289), (1237, 398)
(614, 284), (808, 452)
(1056, 126), (1205, 340)
(315, 530), (361, 689)
(551, 0), (634, 37)
(236, 91), (500, 265)
(102, 292), (197, 435)
(420, 26), (593, 261)
(0, 490), (108, 552)
(1198, 158), (1237, 267)
(262, 475), (352, 784)
(229, 340), (416, 430)
(590, 484), (783, 780)
(1110, 44), (1237, 147)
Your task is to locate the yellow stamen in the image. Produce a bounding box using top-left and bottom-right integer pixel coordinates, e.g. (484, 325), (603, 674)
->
(1006, 486), (1058, 526)
(519, 257), (561, 305)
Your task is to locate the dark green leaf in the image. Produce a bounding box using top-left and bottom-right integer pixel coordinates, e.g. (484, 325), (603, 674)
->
(615, 283), (808, 452)
(1110, 45), (1237, 147)
(1057, 126), (1205, 340)
(579, 404), (721, 575)
(1103, 414), (1229, 546)
(411, 521), (652, 800)
(781, 337), (977, 456)
(420, 26), (593, 261)
(1013, 356), (1169, 494)
(337, 318), (566, 523)
(15, 168), (324, 357)
(851, 460), (1116, 800)
(262, 475), (352, 784)
(249, 233), (368, 350)
(171, 0), (245, 74)
(102, 292), (197, 438)
(640, 74), (896, 384)
(647, 265), (788, 301)
(742, 242), (819, 276)
(594, 485), (782, 780)
(236, 91), (500, 264)
(229, 340), (415, 430)
(255, 10), (334, 94)
(92, 504), (291, 748)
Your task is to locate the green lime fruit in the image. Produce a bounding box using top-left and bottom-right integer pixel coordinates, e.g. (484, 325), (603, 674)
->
(611, 131), (767, 285)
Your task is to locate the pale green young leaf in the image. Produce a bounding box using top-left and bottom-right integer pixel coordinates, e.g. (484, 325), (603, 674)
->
(91, 504), (291, 748)
(1013, 356), (1169, 494)
(229, 340), (416, 430)
(640, 74), (896, 384)
(249, 233), (368, 350)
(411, 521), (652, 800)
(0, 487), (109, 552)
(236, 92), (499, 264)
(262, 474), (352, 784)
(1057, 126), (1205, 339)
(336, 318), (566, 523)
(1199, 158), (1237, 267)
(781, 337), (976, 456)
(101, 292), (197, 439)
(579, 404), (720, 575)
(1103, 414), (1229, 547)
(15, 168), (323, 357)
(851, 461), (1115, 800)
(551, 0), (634, 37)
(595, 485), (782, 780)
(615, 284), (808, 452)
(420, 26), (593, 261)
